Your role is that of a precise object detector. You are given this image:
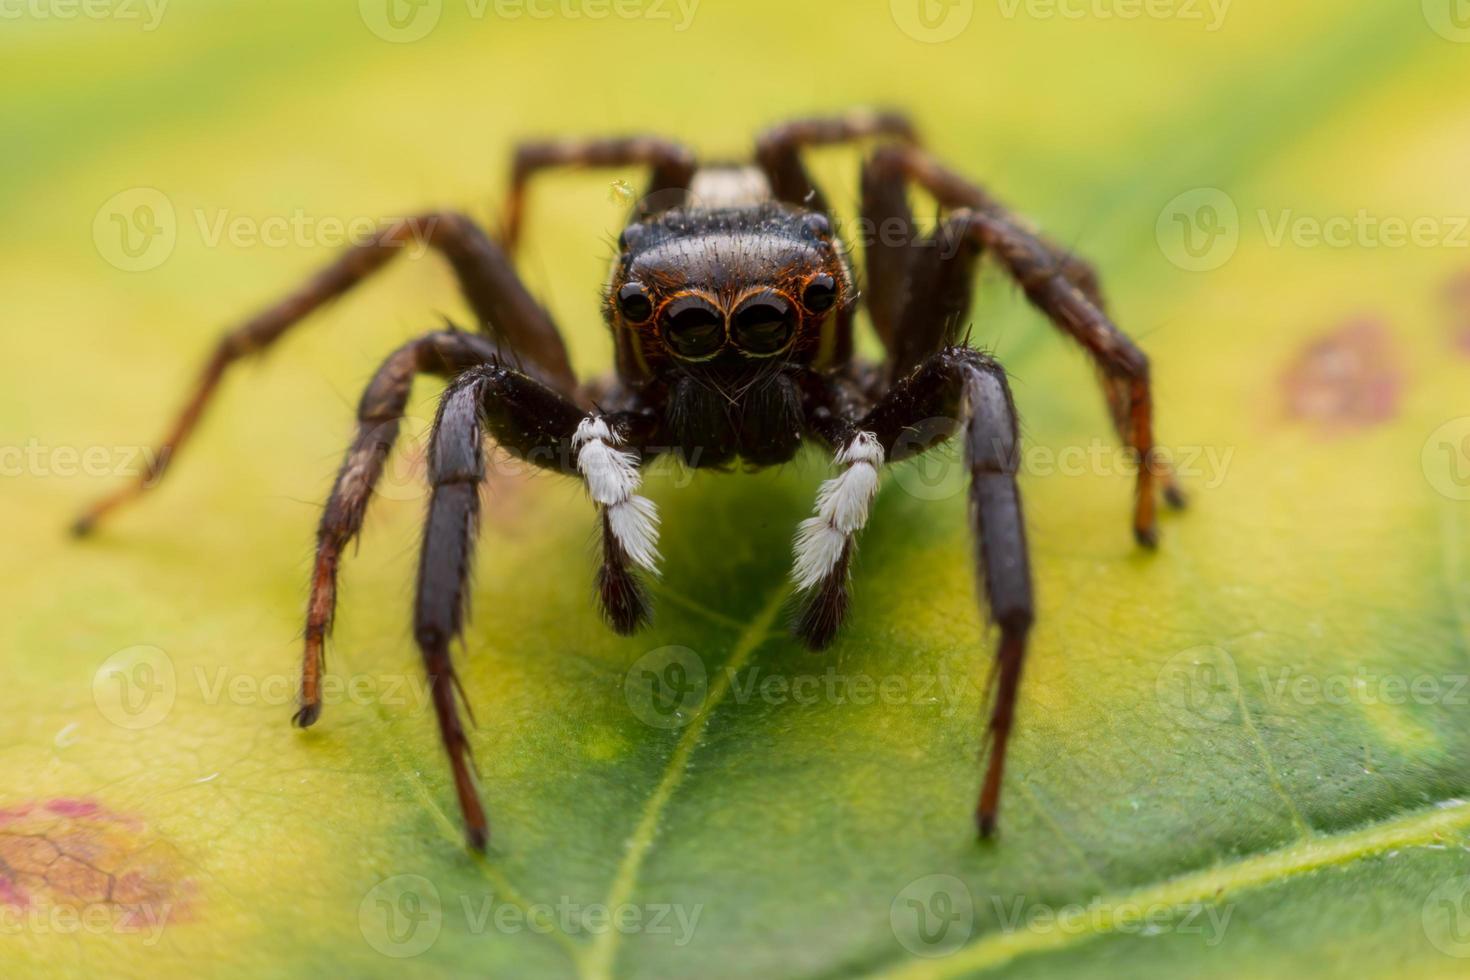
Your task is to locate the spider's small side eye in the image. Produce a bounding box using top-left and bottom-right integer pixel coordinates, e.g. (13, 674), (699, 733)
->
(800, 213), (832, 241)
(618, 223), (647, 252)
(661, 296), (725, 359)
(617, 282), (654, 323)
(802, 274), (838, 313)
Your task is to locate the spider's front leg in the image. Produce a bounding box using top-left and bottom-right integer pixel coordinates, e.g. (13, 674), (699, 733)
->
(296, 328), (501, 728)
(793, 347), (1033, 837)
(416, 366), (659, 848)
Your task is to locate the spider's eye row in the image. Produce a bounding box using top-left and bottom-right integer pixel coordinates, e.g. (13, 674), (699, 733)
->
(617, 282), (654, 323)
(661, 296), (725, 359)
(732, 292), (795, 355)
(802, 274), (838, 313)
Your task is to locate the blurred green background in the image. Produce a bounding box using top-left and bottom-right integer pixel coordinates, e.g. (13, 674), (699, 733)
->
(4, 0), (1470, 978)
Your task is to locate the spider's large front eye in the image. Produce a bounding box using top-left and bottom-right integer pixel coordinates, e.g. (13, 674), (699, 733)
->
(732, 292), (796, 355)
(661, 296), (725, 359)
(802, 274), (837, 313)
(617, 282), (654, 323)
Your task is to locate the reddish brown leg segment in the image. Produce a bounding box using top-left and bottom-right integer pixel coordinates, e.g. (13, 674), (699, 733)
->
(865, 142), (1183, 544)
(72, 212), (576, 536)
(295, 330), (501, 728)
(501, 135), (697, 253)
(755, 108), (919, 213)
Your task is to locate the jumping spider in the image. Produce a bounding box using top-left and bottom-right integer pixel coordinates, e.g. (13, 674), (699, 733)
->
(76, 110), (1183, 850)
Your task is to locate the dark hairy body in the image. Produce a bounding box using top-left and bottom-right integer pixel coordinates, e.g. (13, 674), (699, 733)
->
(75, 110), (1183, 851)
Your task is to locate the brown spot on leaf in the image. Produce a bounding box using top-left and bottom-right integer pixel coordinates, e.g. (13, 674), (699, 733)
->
(1281, 318), (1403, 433)
(1441, 271), (1470, 355)
(0, 798), (195, 934)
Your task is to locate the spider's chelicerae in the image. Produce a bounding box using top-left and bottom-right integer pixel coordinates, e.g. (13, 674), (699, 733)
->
(77, 110), (1184, 850)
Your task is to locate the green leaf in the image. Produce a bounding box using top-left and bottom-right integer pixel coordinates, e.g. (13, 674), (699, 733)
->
(4, 2), (1470, 978)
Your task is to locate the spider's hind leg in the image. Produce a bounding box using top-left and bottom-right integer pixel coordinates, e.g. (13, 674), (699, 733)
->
(500, 135), (698, 253)
(755, 109), (919, 212)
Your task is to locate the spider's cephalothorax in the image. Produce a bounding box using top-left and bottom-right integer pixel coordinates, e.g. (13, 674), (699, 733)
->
(607, 199), (855, 469)
(76, 111), (1185, 851)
